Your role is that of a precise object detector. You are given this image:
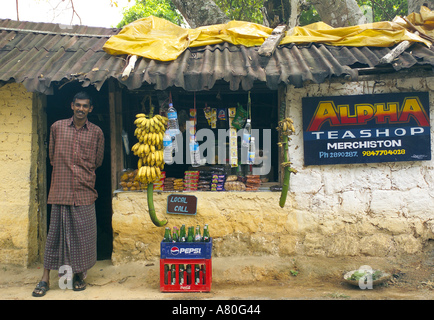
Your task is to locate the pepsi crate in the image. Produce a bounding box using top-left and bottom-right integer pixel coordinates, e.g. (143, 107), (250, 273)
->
(160, 239), (212, 292)
(160, 238), (212, 259)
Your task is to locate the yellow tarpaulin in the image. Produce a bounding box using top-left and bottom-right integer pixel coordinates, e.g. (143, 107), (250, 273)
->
(280, 20), (429, 47)
(103, 6), (434, 62)
(103, 16), (273, 61)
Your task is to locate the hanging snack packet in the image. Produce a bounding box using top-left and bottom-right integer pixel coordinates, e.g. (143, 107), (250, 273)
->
(211, 108), (217, 128)
(204, 104), (212, 126)
(217, 108), (226, 120)
(231, 103), (247, 129)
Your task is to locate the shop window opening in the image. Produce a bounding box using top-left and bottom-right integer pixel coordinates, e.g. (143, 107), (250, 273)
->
(118, 86), (280, 192)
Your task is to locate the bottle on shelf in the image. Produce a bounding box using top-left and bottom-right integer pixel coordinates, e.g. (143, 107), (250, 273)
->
(242, 119), (251, 147)
(248, 136), (255, 165)
(163, 129), (173, 163)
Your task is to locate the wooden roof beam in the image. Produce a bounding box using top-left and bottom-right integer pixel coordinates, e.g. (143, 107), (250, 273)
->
(258, 25), (287, 57)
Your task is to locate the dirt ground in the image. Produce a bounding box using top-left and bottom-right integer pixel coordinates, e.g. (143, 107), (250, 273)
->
(1, 255), (433, 302)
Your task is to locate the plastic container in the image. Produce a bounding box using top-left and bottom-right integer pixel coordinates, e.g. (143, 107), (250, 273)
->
(248, 136), (255, 164)
(160, 239), (212, 292)
(163, 130), (173, 163)
(242, 119), (251, 147)
(167, 103), (180, 135)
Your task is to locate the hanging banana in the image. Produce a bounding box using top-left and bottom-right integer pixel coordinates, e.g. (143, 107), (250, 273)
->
(132, 112), (169, 226)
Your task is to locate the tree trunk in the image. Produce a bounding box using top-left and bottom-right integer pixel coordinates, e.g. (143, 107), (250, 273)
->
(289, 0), (309, 28)
(310, 0), (367, 27)
(408, 0), (434, 14)
(172, 0), (369, 29)
(171, 0), (230, 28)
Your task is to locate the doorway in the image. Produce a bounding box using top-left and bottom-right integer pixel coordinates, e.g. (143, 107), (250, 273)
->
(46, 82), (113, 260)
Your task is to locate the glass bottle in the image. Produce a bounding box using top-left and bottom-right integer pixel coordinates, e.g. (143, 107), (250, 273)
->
(187, 226), (194, 242)
(194, 225), (202, 242)
(163, 227), (172, 242)
(172, 226), (179, 243)
(203, 224), (210, 242)
(179, 264), (185, 285)
(179, 224), (186, 242)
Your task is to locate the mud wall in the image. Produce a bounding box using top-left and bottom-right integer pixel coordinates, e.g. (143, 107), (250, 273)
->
(0, 83), (38, 266)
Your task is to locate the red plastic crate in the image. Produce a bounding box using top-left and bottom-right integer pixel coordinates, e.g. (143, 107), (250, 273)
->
(160, 258), (212, 292)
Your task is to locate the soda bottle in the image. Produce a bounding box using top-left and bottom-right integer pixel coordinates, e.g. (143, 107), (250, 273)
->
(172, 226), (179, 243)
(194, 225), (202, 242)
(248, 136), (255, 164)
(179, 224), (186, 242)
(187, 226), (194, 242)
(163, 227), (172, 242)
(171, 264), (176, 285)
(194, 264), (201, 285)
(186, 264), (192, 284)
(164, 264), (169, 285)
(242, 119), (251, 147)
(179, 264), (185, 285)
(202, 265), (206, 284)
(203, 224), (210, 242)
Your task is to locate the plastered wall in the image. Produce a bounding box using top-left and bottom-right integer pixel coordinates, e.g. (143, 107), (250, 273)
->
(287, 77), (434, 257)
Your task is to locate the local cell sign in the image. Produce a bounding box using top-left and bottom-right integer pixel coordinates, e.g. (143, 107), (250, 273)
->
(166, 194), (197, 215)
(302, 92), (431, 165)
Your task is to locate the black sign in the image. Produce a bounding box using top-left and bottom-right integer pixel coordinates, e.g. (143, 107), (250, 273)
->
(302, 92), (431, 165)
(166, 194), (197, 215)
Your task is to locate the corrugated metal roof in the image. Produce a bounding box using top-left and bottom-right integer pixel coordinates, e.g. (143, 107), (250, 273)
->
(1, 18), (434, 94)
(0, 19), (120, 94)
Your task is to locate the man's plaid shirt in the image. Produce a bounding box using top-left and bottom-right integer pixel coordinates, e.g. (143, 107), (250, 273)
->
(47, 117), (105, 206)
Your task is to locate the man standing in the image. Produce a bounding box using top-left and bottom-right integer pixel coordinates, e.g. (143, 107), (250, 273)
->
(32, 91), (105, 297)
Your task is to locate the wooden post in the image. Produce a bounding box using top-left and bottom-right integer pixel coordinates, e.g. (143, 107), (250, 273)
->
(258, 25), (287, 57)
(378, 38), (415, 65)
(122, 55), (138, 80)
(109, 79), (124, 193)
(33, 92), (47, 262)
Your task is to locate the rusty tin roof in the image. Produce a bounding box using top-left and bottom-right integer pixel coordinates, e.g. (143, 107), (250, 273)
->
(1, 19), (434, 94)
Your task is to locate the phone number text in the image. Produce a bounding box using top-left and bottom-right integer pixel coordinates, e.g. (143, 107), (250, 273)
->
(362, 149), (406, 156)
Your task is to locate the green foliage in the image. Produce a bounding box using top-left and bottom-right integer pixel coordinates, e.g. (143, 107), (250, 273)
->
(299, 5), (321, 26)
(117, 0), (184, 28)
(116, 0), (409, 29)
(356, 0), (408, 22)
(215, 0), (264, 23)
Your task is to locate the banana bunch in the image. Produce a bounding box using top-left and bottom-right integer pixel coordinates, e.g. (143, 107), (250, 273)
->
(276, 117), (295, 137)
(131, 113), (168, 185)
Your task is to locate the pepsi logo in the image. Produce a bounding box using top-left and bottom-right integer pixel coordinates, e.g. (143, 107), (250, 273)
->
(170, 246), (179, 255)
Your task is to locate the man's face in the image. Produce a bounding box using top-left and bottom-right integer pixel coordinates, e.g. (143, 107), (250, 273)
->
(71, 98), (93, 121)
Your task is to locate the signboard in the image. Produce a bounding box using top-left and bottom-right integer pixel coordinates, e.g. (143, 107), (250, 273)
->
(166, 194), (197, 215)
(302, 92), (431, 166)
